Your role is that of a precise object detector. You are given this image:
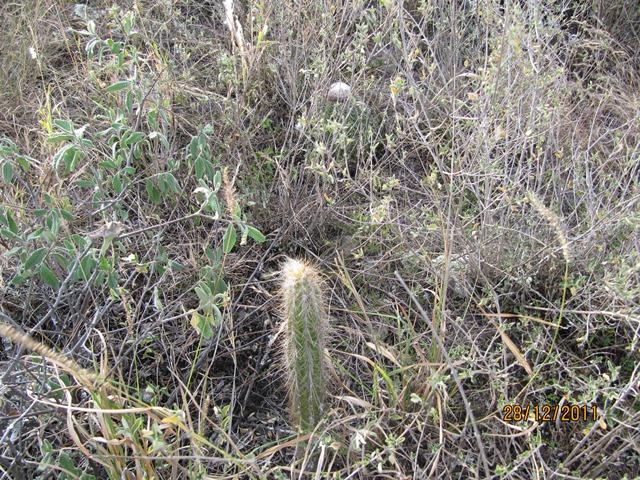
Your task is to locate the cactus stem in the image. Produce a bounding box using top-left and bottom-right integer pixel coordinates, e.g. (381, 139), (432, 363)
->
(280, 258), (328, 432)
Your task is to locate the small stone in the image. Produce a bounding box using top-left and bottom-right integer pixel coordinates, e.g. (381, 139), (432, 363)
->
(327, 82), (351, 101)
(73, 4), (88, 19)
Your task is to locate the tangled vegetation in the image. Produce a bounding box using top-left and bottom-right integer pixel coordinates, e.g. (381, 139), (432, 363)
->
(0, 0), (639, 478)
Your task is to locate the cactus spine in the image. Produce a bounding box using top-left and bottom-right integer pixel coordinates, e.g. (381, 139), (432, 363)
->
(280, 258), (328, 432)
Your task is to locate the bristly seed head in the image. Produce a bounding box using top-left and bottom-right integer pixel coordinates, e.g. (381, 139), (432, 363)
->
(222, 166), (238, 219)
(527, 191), (571, 264)
(0, 322), (102, 389)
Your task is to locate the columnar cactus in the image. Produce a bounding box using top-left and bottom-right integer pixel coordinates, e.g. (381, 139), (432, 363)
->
(280, 258), (328, 432)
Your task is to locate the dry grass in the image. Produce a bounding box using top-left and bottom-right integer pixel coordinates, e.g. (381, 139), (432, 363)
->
(1, 0), (639, 478)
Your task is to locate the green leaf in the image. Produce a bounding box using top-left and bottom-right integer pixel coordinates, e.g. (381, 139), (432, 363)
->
(190, 311), (215, 339)
(107, 272), (118, 290)
(27, 227), (44, 241)
(78, 138), (94, 148)
(40, 264), (60, 289)
(240, 223), (248, 246)
(122, 11), (135, 36)
(7, 211), (18, 234)
(46, 211), (60, 237)
(60, 209), (74, 222)
(77, 255), (96, 281)
(188, 137), (199, 160)
(208, 195), (220, 215)
(51, 253), (70, 270)
(145, 179), (161, 204)
(194, 282), (212, 306)
(105, 80), (130, 92)
(246, 225), (266, 243)
(112, 174), (123, 194)
(4, 246), (22, 257)
(123, 131), (143, 145)
(57, 451), (80, 479)
(212, 276), (227, 296)
(2, 162), (13, 183)
(211, 304), (223, 326)
(38, 439), (54, 471)
(168, 259), (185, 271)
(47, 133), (75, 144)
(52, 144), (75, 171)
(157, 175), (168, 194)
(53, 119), (74, 133)
(25, 247), (47, 270)
(222, 223), (237, 254)
(213, 170), (222, 191)
(1, 228), (22, 242)
(0, 141), (17, 156)
(16, 155), (31, 171)
(163, 173), (181, 193)
(125, 89), (134, 113)
(99, 159), (117, 169)
(10, 273), (26, 286)
(74, 178), (95, 189)
(194, 156), (205, 180)
(63, 146), (81, 173)
(153, 286), (163, 312)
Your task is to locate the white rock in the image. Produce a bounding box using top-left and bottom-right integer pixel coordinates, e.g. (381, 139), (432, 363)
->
(327, 82), (351, 101)
(73, 4), (88, 19)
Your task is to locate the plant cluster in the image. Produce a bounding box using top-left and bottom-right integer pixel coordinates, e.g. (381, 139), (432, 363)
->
(0, 1), (639, 478)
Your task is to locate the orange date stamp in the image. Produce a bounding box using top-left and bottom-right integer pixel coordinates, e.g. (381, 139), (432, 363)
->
(502, 404), (598, 423)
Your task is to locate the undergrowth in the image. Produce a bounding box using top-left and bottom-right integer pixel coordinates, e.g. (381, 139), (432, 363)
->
(1, 1), (639, 478)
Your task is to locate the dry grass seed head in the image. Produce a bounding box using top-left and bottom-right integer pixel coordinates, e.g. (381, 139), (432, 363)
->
(222, 166), (239, 219)
(527, 191), (571, 264)
(0, 322), (101, 389)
